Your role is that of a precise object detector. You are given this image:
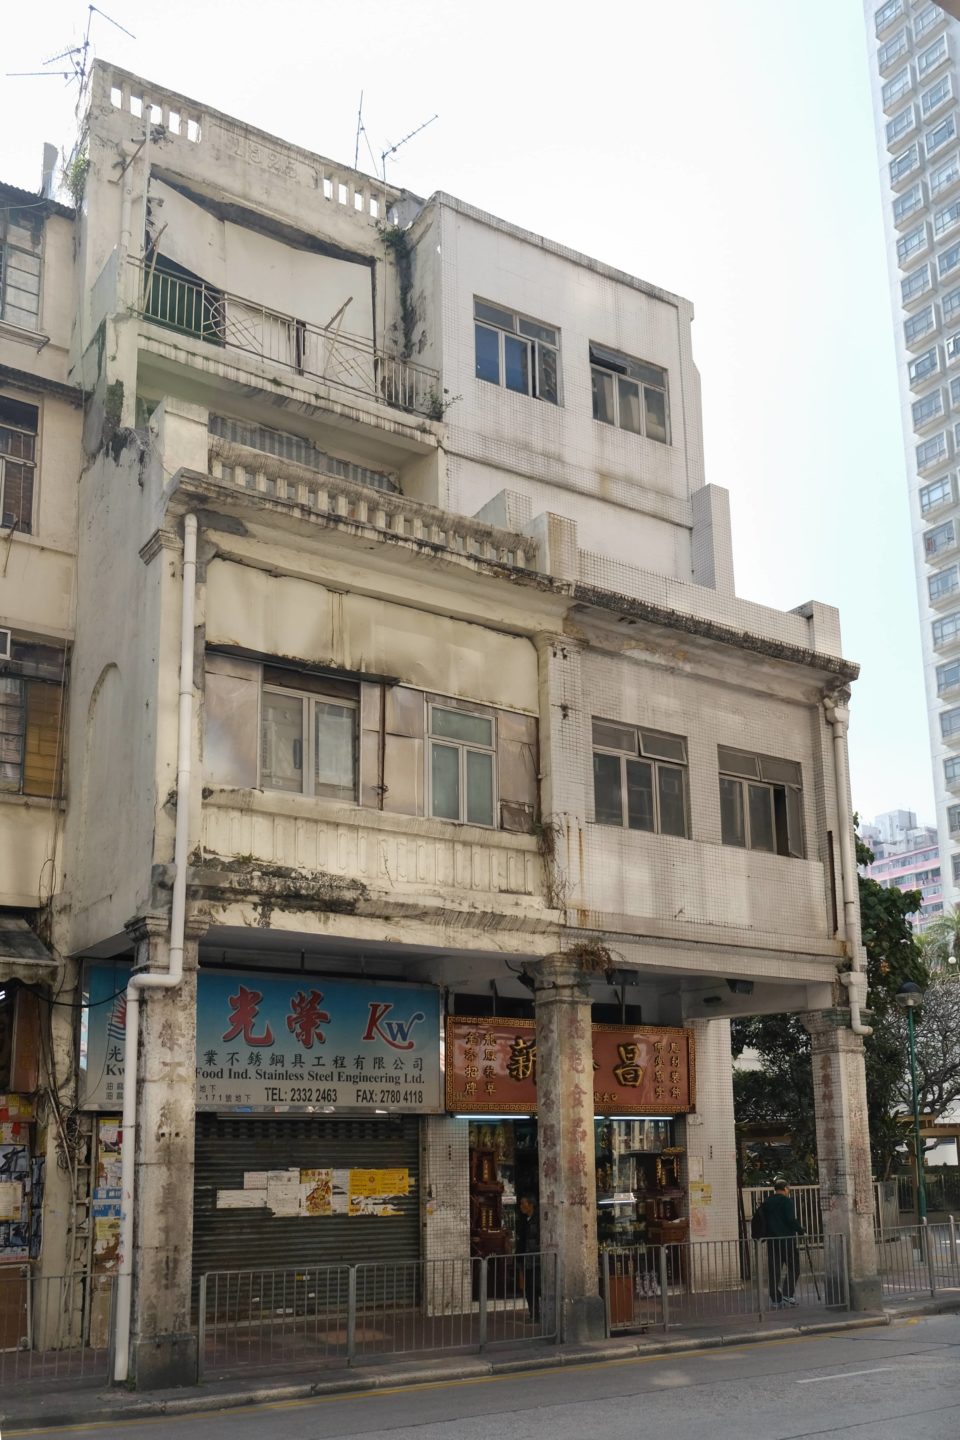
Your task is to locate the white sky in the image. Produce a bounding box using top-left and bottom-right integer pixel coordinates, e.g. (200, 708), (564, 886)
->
(1, 0), (932, 824)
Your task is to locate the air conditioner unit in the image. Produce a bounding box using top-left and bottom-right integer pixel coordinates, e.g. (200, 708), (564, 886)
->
(0, 629), (10, 661)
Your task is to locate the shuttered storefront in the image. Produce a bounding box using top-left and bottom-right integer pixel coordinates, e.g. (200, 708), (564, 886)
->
(192, 1113), (421, 1286)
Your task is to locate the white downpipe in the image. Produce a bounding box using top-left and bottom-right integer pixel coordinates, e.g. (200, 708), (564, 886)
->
(114, 513), (198, 1383)
(824, 694), (872, 1037)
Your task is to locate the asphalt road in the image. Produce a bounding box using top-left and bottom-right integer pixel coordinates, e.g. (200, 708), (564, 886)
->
(12, 1314), (960, 1440)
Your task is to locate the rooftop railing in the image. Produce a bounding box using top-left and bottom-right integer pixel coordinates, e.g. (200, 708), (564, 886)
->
(133, 262), (439, 418)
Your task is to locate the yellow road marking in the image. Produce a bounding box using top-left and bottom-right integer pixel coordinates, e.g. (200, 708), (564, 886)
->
(3, 1322), (896, 1436)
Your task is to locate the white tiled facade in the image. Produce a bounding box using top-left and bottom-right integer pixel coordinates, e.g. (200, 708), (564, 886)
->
(863, 0), (960, 908)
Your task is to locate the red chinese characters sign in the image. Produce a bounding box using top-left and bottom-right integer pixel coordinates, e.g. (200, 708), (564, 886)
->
(445, 1018), (695, 1114)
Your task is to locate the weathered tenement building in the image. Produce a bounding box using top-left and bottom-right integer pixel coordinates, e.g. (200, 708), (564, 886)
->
(0, 162), (82, 1305)
(1, 60), (879, 1386)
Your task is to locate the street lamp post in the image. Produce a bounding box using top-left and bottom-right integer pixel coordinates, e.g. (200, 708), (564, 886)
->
(896, 981), (927, 1226)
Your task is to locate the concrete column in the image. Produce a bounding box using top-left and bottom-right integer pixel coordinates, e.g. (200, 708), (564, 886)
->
(126, 914), (201, 1387)
(421, 1115), (471, 1317)
(533, 953), (604, 1342)
(682, 1018), (739, 1246)
(803, 1008), (880, 1311)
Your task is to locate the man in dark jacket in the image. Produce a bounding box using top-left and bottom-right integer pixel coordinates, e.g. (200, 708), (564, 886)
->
(516, 1194), (541, 1320)
(756, 1179), (804, 1307)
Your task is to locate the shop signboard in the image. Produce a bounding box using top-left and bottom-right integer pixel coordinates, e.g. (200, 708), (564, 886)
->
(445, 1017), (695, 1114)
(81, 965), (442, 1113)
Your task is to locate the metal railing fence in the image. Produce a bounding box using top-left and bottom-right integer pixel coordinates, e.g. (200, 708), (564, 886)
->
(134, 263), (439, 417)
(198, 1251), (558, 1379)
(0, 1268), (115, 1387)
(602, 1235), (849, 1334)
(875, 1218), (960, 1297)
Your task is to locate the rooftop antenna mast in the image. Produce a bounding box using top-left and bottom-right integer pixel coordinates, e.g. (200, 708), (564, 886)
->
(380, 112), (438, 184)
(6, 4), (135, 98)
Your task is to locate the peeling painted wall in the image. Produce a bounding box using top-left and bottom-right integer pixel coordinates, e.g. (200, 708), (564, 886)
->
(204, 557), (539, 712)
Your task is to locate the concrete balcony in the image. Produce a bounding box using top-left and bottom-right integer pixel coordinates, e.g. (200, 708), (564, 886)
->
(203, 436), (538, 571)
(193, 786), (555, 937)
(132, 261), (439, 419)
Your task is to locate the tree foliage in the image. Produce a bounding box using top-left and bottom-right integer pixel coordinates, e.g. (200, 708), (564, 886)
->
(732, 826), (928, 1181)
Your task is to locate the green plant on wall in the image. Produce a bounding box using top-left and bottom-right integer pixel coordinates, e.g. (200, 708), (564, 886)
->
(62, 148), (90, 208)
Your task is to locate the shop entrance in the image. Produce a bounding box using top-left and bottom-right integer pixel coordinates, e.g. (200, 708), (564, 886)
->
(467, 1116), (686, 1262)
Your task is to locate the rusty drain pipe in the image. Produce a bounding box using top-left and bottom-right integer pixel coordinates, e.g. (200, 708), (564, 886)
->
(114, 512), (198, 1383)
(823, 692), (872, 1037)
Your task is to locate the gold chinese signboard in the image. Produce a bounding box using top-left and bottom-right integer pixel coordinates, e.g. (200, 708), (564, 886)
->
(445, 1018), (695, 1114)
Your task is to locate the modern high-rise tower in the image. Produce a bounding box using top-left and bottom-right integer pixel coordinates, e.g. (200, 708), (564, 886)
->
(864, 0), (960, 912)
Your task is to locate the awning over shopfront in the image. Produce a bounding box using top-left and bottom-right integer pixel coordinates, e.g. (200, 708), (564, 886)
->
(0, 915), (58, 982)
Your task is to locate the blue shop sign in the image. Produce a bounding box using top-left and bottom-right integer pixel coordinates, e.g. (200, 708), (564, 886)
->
(80, 964), (442, 1114)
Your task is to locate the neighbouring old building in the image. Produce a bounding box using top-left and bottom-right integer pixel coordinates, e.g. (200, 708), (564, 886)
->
(1, 60), (882, 1386)
(0, 157), (82, 1318)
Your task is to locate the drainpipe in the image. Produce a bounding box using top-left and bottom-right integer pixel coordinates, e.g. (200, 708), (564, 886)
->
(823, 691), (872, 1037)
(114, 513), (198, 1383)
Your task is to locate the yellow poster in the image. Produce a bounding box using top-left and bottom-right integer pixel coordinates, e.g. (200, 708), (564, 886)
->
(347, 1167), (410, 1215)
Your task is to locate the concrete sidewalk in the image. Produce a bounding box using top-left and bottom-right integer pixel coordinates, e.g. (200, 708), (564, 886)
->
(7, 1298), (958, 1433)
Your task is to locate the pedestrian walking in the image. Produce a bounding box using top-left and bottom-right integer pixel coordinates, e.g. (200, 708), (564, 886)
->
(754, 1179), (804, 1307)
(516, 1193), (541, 1321)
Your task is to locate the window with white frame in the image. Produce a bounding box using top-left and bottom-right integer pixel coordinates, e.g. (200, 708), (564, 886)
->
(0, 210), (41, 331)
(903, 264), (932, 302)
(428, 704), (496, 826)
(929, 564), (959, 602)
(950, 376), (960, 405)
(945, 755), (960, 784)
(917, 432), (948, 470)
(914, 2), (944, 41)
(938, 658), (960, 693)
(913, 389), (943, 426)
(928, 114), (958, 157)
(718, 746), (804, 858)
(921, 474), (954, 513)
(905, 307), (936, 344)
(935, 198), (960, 238)
(894, 183), (924, 223)
(949, 803), (960, 833)
(930, 151), (960, 197)
(0, 396), (37, 534)
(883, 66), (913, 108)
(925, 518), (955, 557)
(876, 0), (903, 35)
(260, 669), (358, 800)
(592, 720), (688, 837)
(933, 608), (960, 644)
(891, 144), (920, 182)
(589, 344), (669, 444)
(910, 347), (940, 384)
(879, 28), (910, 71)
(898, 224), (927, 264)
(887, 104), (916, 145)
(941, 246), (960, 284)
(944, 707), (960, 740)
(917, 34), (948, 82)
(922, 74), (952, 117)
(473, 299), (560, 405)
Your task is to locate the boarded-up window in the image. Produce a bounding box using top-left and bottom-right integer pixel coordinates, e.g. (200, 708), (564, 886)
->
(0, 676), (63, 797)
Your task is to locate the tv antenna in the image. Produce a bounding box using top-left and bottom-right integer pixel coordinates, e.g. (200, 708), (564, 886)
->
(6, 5), (135, 93)
(380, 112), (438, 183)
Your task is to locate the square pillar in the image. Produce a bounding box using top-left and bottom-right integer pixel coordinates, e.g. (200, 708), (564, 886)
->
(533, 954), (605, 1342)
(126, 915), (201, 1387)
(682, 1018), (739, 1245)
(803, 1009), (881, 1311)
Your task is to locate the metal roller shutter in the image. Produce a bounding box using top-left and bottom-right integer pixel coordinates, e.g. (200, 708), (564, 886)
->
(192, 1113), (421, 1291)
